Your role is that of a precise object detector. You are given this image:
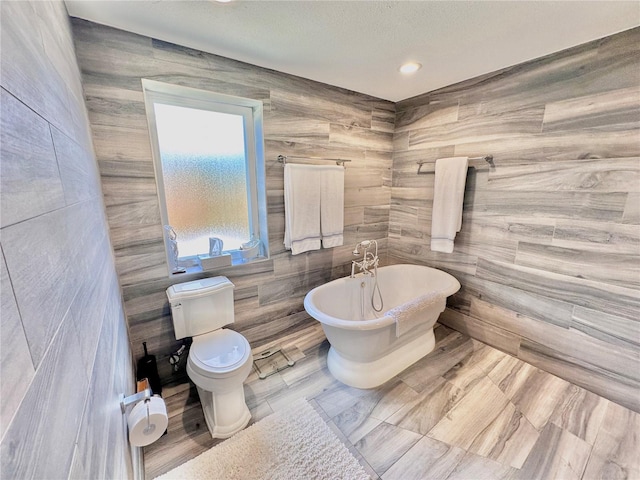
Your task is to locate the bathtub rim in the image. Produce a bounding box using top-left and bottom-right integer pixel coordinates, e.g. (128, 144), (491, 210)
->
(303, 264), (460, 331)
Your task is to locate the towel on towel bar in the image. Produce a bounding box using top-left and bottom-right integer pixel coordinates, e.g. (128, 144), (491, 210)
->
(430, 156), (468, 253)
(320, 166), (344, 249)
(284, 164), (321, 255)
(284, 164), (345, 255)
(387, 291), (446, 337)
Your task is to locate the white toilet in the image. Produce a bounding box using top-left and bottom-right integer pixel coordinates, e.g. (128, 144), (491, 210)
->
(166, 276), (253, 439)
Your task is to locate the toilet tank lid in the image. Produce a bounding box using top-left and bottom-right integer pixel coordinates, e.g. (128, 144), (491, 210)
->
(166, 276), (234, 302)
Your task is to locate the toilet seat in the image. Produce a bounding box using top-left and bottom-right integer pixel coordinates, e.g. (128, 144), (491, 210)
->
(189, 329), (251, 378)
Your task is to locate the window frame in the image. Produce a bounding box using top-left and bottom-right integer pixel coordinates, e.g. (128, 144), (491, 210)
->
(142, 79), (269, 275)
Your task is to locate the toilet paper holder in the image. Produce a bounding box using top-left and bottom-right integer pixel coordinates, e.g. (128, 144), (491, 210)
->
(119, 388), (152, 414)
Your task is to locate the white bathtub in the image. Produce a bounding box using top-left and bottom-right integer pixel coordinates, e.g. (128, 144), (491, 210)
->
(303, 264), (460, 388)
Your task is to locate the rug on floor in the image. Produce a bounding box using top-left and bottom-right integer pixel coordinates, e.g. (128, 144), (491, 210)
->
(155, 398), (370, 480)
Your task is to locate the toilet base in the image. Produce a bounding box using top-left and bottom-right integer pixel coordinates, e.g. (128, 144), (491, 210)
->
(196, 385), (251, 439)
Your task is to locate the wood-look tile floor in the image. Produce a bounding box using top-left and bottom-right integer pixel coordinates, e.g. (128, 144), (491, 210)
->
(144, 323), (640, 479)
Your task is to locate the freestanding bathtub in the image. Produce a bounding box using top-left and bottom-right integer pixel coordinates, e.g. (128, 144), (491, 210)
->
(303, 264), (460, 388)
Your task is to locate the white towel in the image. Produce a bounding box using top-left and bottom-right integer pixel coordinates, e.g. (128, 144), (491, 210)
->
(385, 292), (446, 337)
(387, 291), (446, 337)
(284, 164), (322, 255)
(320, 166), (344, 248)
(430, 156), (469, 253)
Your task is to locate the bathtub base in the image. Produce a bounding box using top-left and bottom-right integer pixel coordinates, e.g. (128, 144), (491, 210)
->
(326, 328), (436, 389)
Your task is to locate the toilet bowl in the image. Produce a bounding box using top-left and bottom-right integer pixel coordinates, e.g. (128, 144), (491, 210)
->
(167, 276), (253, 439)
(186, 329), (253, 438)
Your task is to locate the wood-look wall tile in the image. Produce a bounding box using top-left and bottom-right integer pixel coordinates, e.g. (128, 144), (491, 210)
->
(623, 192), (640, 223)
(270, 88), (372, 128)
(438, 309), (521, 357)
(363, 206), (390, 224)
(571, 305), (640, 350)
(462, 281), (574, 328)
(115, 249), (168, 286)
(371, 101), (395, 133)
(344, 185), (391, 208)
(393, 131), (409, 152)
(454, 231), (518, 264)
(150, 73), (271, 105)
(106, 199), (162, 226)
(330, 123), (394, 152)
(71, 288), (121, 479)
(110, 224), (164, 251)
(487, 157), (640, 193)
(84, 91), (148, 130)
(539, 128), (640, 160)
(0, 250), (34, 440)
(408, 106), (545, 151)
(51, 125), (102, 206)
(272, 249), (334, 277)
(476, 258), (639, 321)
(0, 318), (88, 480)
(258, 268), (331, 306)
(388, 247), (478, 277)
(512, 316), (640, 386)
(542, 85), (640, 133)
(1, 202), (97, 366)
(101, 175), (158, 207)
(476, 190), (627, 221)
(72, 18), (153, 60)
(395, 101), (459, 133)
(515, 241), (639, 288)
(92, 124), (154, 165)
(69, 240), (112, 378)
(518, 338), (640, 412)
(1, 2), (72, 136)
(0, 88), (65, 227)
(345, 168), (387, 189)
(263, 112), (330, 144)
(552, 219), (639, 255)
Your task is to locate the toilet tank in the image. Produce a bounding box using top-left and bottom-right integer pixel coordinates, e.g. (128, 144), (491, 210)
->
(166, 276), (235, 340)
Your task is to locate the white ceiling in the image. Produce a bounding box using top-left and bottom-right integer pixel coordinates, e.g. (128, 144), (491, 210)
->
(65, 1), (639, 102)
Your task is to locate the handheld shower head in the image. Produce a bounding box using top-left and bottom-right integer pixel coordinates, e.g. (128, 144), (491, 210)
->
(353, 240), (373, 256)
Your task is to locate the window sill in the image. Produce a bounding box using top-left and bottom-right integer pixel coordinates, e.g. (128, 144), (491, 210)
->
(170, 251), (269, 276)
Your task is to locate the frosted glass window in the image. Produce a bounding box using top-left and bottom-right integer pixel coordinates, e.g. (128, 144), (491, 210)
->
(142, 80), (269, 275)
(154, 103), (250, 256)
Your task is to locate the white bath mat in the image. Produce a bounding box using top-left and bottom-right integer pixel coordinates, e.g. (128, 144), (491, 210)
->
(155, 398), (370, 480)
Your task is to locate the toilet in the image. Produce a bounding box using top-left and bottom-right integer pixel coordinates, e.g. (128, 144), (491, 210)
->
(166, 276), (253, 439)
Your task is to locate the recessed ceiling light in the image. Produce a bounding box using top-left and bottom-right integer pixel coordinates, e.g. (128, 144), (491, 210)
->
(399, 62), (422, 74)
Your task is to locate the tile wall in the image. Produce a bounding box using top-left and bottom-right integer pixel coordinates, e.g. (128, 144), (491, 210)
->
(70, 19), (394, 383)
(390, 27), (640, 412)
(0, 2), (136, 478)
